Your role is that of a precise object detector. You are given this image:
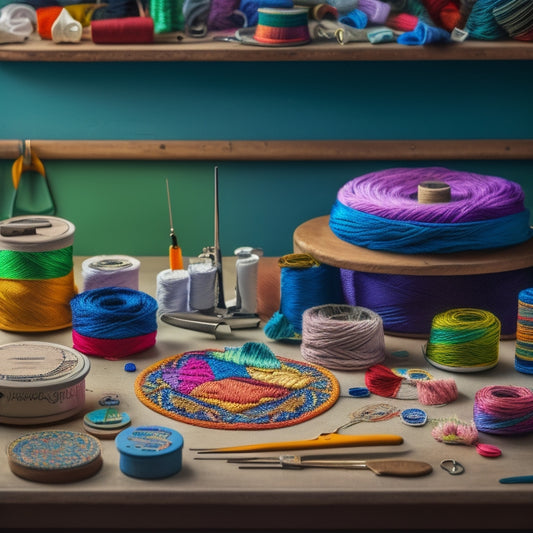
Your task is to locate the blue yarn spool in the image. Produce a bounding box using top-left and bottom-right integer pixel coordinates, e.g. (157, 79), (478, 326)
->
(71, 287), (158, 340)
(329, 200), (532, 255)
(264, 254), (343, 342)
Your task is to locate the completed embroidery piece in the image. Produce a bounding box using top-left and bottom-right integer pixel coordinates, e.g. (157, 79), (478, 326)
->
(134, 342), (339, 430)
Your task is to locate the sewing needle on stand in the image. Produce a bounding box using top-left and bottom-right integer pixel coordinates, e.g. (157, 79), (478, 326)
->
(166, 178), (183, 270)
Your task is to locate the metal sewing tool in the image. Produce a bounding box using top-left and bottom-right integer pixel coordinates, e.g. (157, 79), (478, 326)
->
(161, 166), (260, 337)
(223, 455), (433, 477)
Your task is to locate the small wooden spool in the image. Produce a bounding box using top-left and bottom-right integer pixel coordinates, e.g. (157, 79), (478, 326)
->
(417, 181), (451, 204)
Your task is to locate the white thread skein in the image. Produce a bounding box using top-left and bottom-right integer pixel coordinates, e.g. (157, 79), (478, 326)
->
(188, 261), (217, 311)
(81, 255), (140, 291)
(156, 268), (190, 316)
(301, 304), (386, 371)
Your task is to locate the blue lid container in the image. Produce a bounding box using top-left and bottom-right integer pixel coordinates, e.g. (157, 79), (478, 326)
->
(115, 425), (184, 479)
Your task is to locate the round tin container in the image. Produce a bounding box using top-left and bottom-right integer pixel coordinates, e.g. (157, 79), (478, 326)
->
(0, 341), (90, 425)
(0, 215), (75, 252)
(115, 425), (184, 479)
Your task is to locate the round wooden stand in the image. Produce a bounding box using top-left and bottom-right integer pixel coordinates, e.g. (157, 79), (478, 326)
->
(293, 216), (533, 338)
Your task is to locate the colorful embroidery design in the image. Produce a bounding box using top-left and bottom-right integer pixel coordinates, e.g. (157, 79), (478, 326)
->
(134, 342), (339, 430)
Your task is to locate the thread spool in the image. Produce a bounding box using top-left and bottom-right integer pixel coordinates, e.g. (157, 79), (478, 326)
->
(301, 304), (385, 370)
(235, 247), (260, 314)
(473, 385), (533, 435)
(0, 216), (77, 332)
(329, 167), (531, 254)
(156, 268), (190, 315)
(91, 16), (154, 43)
(417, 181), (451, 204)
(425, 308), (500, 372)
(71, 287), (158, 360)
(82, 255), (140, 291)
(188, 261), (217, 311)
(238, 7), (311, 45)
(263, 253), (344, 342)
(515, 287), (533, 374)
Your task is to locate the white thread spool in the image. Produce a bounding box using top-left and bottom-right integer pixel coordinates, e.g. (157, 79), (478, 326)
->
(188, 261), (217, 311)
(235, 247), (261, 314)
(156, 269), (190, 316)
(301, 304), (386, 371)
(81, 255), (140, 291)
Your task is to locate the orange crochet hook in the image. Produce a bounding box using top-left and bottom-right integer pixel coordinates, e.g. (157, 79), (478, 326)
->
(166, 178), (183, 270)
(191, 433), (404, 454)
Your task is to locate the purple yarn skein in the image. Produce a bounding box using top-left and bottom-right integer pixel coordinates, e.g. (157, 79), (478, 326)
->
(336, 167), (526, 223)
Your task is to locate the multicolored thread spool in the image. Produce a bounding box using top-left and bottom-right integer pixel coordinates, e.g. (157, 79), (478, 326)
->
(425, 308), (500, 372)
(329, 167), (531, 254)
(71, 287), (158, 360)
(0, 215), (77, 332)
(515, 287), (533, 374)
(237, 7), (311, 45)
(473, 385), (533, 435)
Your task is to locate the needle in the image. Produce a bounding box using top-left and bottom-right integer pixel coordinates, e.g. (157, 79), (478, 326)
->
(166, 178), (183, 270)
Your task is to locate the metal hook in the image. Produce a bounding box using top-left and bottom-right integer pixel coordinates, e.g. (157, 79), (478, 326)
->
(21, 140), (32, 166)
(440, 459), (465, 475)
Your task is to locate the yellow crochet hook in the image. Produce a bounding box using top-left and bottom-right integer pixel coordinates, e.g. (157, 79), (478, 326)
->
(191, 433), (404, 454)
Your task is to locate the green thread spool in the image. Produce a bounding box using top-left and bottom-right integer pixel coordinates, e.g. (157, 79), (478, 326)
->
(0, 247), (73, 280)
(424, 308), (500, 373)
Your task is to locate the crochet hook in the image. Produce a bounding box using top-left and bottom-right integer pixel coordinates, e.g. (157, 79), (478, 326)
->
(165, 178), (183, 270)
(190, 433), (404, 454)
(231, 455), (433, 477)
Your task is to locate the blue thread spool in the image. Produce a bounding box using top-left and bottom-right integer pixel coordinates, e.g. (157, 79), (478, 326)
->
(115, 425), (184, 479)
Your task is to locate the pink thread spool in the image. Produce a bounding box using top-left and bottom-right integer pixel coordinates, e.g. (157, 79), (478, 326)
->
(91, 17), (154, 44)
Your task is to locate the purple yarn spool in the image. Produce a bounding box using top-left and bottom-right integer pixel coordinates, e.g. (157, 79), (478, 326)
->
(340, 267), (533, 337)
(336, 167), (526, 223)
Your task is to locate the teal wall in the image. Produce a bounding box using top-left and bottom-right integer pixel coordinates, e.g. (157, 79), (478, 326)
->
(1, 59), (532, 257)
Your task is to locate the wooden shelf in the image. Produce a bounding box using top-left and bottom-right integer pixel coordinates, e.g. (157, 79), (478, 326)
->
(0, 37), (532, 62)
(1, 139), (532, 161)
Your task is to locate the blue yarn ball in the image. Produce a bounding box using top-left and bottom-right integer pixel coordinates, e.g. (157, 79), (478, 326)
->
(71, 287), (158, 339)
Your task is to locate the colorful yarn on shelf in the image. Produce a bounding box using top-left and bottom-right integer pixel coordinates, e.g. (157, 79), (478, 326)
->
(365, 364), (459, 405)
(425, 308), (500, 372)
(71, 287), (158, 360)
(421, 0), (461, 31)
(329, 167), (531, 254)
(473, 385), (533, 435)
(248, 7), (311, 45)
(264, 253), (344, 342)
(515, 288), (533, 374)
(301, 304), (385, 371)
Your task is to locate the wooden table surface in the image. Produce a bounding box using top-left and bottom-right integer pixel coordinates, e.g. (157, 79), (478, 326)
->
(1, 257), (532, 532)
